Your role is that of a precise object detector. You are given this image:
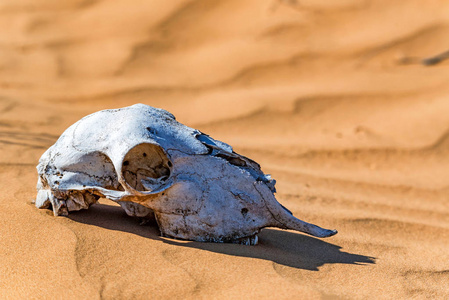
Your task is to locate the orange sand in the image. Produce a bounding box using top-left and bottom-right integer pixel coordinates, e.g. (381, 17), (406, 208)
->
(1, 0), (449, 298)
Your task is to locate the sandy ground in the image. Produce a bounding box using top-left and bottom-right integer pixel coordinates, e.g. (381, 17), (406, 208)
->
(1, 0), (449, 299)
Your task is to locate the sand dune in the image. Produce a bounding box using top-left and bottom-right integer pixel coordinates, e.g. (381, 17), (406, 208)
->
(1, 0), (449, 299)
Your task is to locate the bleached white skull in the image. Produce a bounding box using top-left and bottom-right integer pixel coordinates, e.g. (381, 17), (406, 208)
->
(36, 104), (337, 245)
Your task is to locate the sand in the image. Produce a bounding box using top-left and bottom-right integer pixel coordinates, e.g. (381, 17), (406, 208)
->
(1, 0), (449, 298)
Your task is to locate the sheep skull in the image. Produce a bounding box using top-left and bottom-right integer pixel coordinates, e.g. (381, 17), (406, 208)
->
(36, 104), (337, 245)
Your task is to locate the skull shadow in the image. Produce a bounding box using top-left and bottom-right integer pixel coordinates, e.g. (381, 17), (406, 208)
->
(68, 203), (376, 271)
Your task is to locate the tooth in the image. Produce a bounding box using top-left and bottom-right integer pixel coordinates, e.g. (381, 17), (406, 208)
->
(35, 189), (51, 209)
(250, 234), (259, 245)
(233, 234), (259, 246)
(50, 195), (68, 216)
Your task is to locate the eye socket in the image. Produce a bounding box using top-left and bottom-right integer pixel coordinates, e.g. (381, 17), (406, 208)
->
(122, 143), (172, 192)
(60, 151), (123, 191)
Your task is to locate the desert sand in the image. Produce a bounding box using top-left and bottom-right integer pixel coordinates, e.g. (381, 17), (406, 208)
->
(1, 0), (449, 299)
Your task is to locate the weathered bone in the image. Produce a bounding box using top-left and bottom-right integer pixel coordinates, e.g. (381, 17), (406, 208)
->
(36, 104), (337, 245)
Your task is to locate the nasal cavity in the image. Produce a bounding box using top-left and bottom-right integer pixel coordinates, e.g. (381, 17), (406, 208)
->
(122, 143), (171, 192)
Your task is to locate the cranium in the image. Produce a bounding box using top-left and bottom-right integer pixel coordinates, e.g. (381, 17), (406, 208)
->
(36, 104), (337, 245)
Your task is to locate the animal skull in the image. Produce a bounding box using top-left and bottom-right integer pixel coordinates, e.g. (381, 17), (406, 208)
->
(36, 104), (337, 245)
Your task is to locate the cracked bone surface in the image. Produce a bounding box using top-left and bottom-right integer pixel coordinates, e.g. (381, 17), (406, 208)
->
(36, 104), (337, 245)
